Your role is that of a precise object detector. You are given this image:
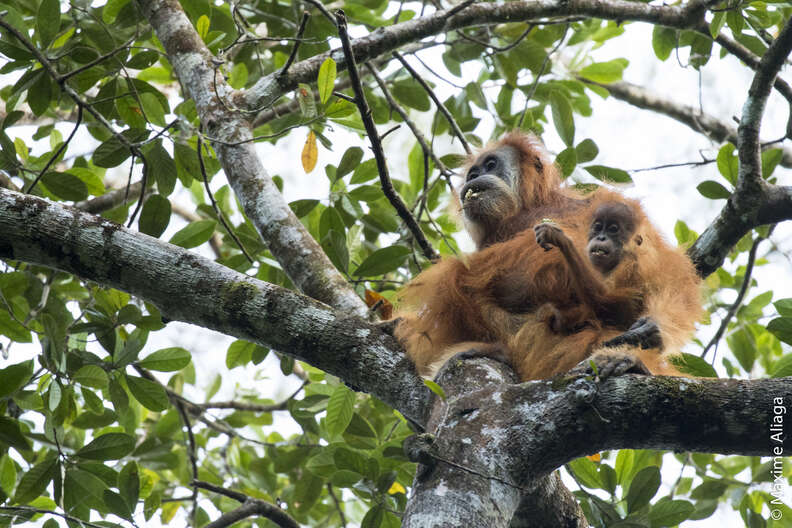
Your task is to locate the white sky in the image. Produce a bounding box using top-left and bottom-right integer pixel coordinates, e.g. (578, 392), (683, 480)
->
(1, 12), (790, 528)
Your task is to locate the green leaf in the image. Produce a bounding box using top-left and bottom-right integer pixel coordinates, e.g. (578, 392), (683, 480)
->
(41, 171), (89, 201)
(649, 498), (695, 527)
(14, 457), (57, 504)
(66, 167), (105, 196)
(28, 71), (52, 117)
(0, 453), (17, 496)
(229, 62), (248, 90)
(322, 230), (349, 273)
(626, 466), (661, 512)
(37, 0), (61, 47)
(762, 148), (782, 179)
(102, 0), (130, 23)
(94, 137), (131, 168)
(423, 379), (445, 401)
(0, 417), (30, 451)
(670, 353), (718, 378)
(696, 180), (731, 200)
(550, 92), (575, 146)
(330, 469), (362, 488)
(585, 165), (632, 183)
(350, 158), (378, 184)
(76, 433), (136, 460)
(716, 143), (739, 185)
(73, 365), (110, 389)
(318, 57), (337, 104)
(141, 140), (177, 196)
(652, 26), (677, 61)
(104, 489), (133, 520)
(555, 147), (577, 178)
(578, 59), (629, 84)
(392, 80), (431, 111)
(0, 359), (33, 399)
(567, 457), (601, 489)
(139, 194), (171, 238)
(772, 354), (792, 378)
(709, 12), (726, 39)
(289, 199), (320, 218)
(226, 340), (254, 369)
(125, 375), (168, 412)
(774, 299), (792, 317)
(727, 328), (756, 371)
(138, 347), (191, 371)
(362, 505), (385, 528)
(169, 219), (216, 249)
(93, 129), (149, 168)
(768, 317), (792, 346)
(140, 92), (166, 127)
(575, 139), (599, 163)
(337, 147), (364, 179)
(326, 385), (355, 437)
(64, 468), (107, 516)
(615, 449), (634, 485)
(118, 461), (140, 512)
(353, 245), (411, 276)
(115, 328), (148, 367)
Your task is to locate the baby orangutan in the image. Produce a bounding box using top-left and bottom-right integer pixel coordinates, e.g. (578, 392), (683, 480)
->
(532, 201), (661, 351)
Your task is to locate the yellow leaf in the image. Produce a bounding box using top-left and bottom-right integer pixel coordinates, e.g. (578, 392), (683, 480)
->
(388, 481), (406, 495)
(586, 453), (601, 462)
(301, 130), (318, 173)
(160, 501), (180, 523)
(196, 15), (210, 39)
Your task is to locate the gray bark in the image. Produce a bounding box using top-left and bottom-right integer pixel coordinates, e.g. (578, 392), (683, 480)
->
(134, 0), (367, 317)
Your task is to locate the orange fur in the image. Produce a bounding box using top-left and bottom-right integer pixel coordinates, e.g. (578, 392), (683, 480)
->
(394, 132), (702, 380)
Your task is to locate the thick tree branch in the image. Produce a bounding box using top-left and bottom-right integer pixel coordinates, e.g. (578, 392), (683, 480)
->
(204, 499), (299, 528)
(591, 79), (792, 168)
(689, 17), (792, 277)
(0, 187), (429, 424)
(403, 357), (791, 527)
(239, 0), (714, 113)
(134, 0), (367, 317)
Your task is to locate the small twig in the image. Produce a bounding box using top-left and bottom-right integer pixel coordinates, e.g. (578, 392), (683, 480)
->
(700, 233), (767, 360)
(175, 400), (200, 525)
(409, 52), (465, 89)
(197, 134), (254, 263)
(629, 158), (715, 173)
(279, 11), (310, 78)
(0, 15), (149, 223)
(204, 499), (299, 528)
(366, 64), (450, 177)
(393, 51), (471, 156)
(26, 106), (83, 194)
(74, 181), (144, 214)
(335, 11), (437, 262)
(194, 480), (248, 503)
(125, 154), (148, 227)
(302, 0), (335, 23)
(518, 23), (569, 129)
(60, 35), (136, 81)
(327, 484), (348, 527)
(457, 24), (535, 55)
(196, 381), (307, 412)
(0, 507), (110, 528)
(332, 90), (355, 103)
(445, 0), (475, 18)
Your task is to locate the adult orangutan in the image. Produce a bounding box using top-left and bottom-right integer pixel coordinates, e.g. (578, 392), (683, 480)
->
(393, 132), (702, 380)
